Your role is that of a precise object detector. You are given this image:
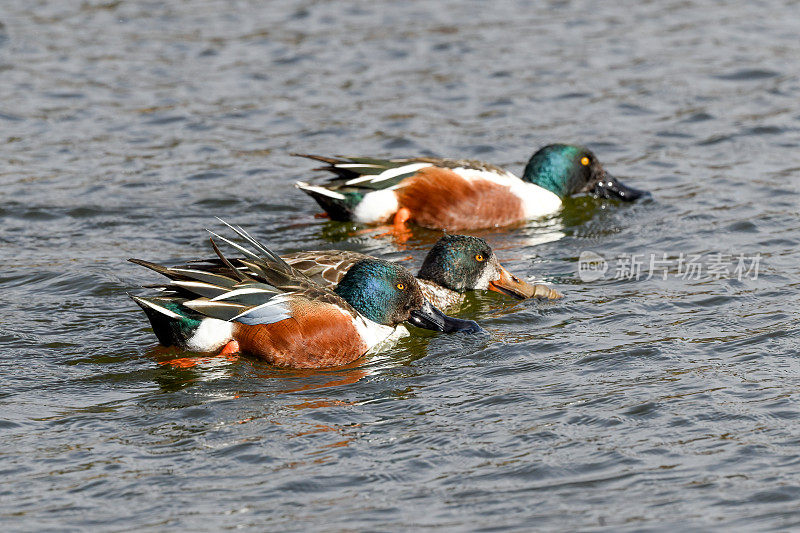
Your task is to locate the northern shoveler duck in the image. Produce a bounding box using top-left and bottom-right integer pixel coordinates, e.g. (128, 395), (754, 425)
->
(294, 144), (649, 230)
(192, 235), (561, 310)
(281, 234), (562, 310)
(129, 221), (481, 369)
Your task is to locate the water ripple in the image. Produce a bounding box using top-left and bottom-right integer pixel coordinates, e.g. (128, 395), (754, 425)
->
(2, 0), (800, 530)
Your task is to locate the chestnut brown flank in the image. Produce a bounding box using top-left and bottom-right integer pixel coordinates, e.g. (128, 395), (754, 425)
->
(233, 301), (369, 368)
(396, 167), (526, 230)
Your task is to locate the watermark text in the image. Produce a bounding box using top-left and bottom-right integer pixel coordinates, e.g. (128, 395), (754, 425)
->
(578, 252), (760, 282)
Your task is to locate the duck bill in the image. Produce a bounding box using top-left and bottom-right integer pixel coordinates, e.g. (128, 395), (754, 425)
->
(488, 264), (538, 300)
(591, 172), (649, 201)
(408, 300), (483, 334)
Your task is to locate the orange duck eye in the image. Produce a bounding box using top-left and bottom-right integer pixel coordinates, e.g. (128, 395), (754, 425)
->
(581, 156), (590, 166)
(396, 283), (405, 290)
(475, 254), (484, 262)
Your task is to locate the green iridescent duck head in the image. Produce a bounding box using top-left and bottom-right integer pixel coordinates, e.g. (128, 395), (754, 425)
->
(523, 144), (649, 201)
(334, 258), (481, 332)
(417, 234), (538, 298)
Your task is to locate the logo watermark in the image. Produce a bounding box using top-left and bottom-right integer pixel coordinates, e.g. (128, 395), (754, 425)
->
(578, 251), (608, 282)
(577, 252), (761, 282)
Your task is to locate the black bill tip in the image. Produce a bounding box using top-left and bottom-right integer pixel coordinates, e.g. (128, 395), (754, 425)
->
(591, 173), (650, 202)
(408, 300), (483, 334)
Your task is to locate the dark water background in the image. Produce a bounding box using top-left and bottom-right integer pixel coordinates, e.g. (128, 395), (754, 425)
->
(2, 0), (800, 530)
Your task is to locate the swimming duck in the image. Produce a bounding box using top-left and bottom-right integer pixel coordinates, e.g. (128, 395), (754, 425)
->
(281, 234), (562, 310)
(294, 144), (649, 230)
(192, 235), (561, 310)
(130, 221), (480, 369)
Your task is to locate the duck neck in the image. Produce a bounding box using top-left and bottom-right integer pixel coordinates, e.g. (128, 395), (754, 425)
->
(334, 284), (387, 324)
(417, 279), (463, 311)
(522, 167), (569, 198)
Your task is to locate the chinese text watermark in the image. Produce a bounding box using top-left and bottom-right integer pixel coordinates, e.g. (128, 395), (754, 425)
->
(578, 251), (761, 282)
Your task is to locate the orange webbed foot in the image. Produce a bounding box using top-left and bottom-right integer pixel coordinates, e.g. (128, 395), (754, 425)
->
(393, 207), (411, 227)
(219, 340), (240, 356)
(371, 208), (413, 244)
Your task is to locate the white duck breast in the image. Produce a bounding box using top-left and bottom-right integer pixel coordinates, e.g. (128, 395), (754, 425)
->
(353, 189), (401, 223)
(351, 313), (405, 353)
(185, 318), (234, 352)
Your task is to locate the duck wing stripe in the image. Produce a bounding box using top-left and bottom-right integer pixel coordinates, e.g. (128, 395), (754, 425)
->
(294, 153), (426, 183)
(235, 259), (310, 292)
(213, 218), (299, 274)
(344, 163), (432, 186)
(183, 300), (249, 321)
(290, 153), (347, 166)
(129, 258), (240, 288)
(129, 295), (184, 319)
(230, 294), (293, 325)
(295, 182), (347, 200)
(209, 237), (250, 282)
(206, 230), (263, 263)
(210, 286), (279, 301)
(168, 267), (239, 288)
(170, 280), (230, 299)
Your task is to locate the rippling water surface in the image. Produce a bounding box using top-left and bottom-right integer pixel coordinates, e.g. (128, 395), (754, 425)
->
(3, 0), (800, 530)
